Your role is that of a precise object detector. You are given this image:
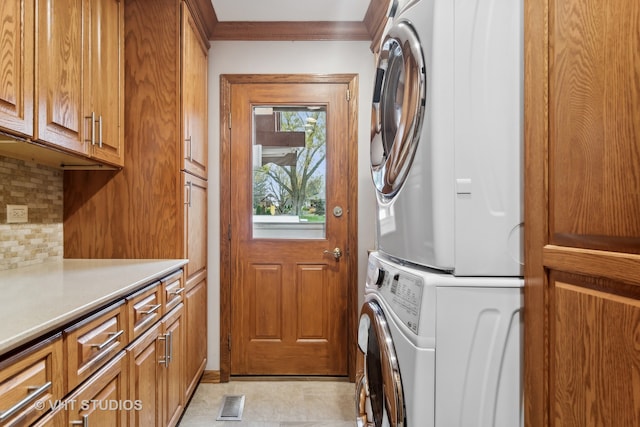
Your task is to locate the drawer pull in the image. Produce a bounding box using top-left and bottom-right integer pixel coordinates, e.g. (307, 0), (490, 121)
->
(0, 381), (52, 421)
(71, 414), (89, 427)
(91, 330), (124, 351)
(170, 288), (185, 296)
(140, 303), (162, 315)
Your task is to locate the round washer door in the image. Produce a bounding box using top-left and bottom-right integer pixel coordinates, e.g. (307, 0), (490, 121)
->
(370, 20), (426, 203)
(356, 300), (405, 427)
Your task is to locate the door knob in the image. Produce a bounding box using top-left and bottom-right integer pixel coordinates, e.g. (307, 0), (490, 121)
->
(323, 247), (343, 260)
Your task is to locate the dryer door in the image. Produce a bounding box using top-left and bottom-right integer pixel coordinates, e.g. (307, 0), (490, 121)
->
(356, 300), (405, 427)
(370, 21), (426, 202)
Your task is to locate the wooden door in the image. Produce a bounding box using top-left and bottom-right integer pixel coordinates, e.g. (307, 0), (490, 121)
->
(0, 0), (34, 138)
(181, 2), (208, 179)
(35, 0), (86, 154)
(86, 0), (124, 166)
(228, 80), (351, 375)
(525, 0), (640, 425)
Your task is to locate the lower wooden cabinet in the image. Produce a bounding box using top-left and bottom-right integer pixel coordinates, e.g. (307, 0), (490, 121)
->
(163, 305), (184, 427)
(3, 268), (196, 427)
(35, 352), (128, 427)
(127, 304), (185, 427)
(0, 335), (64, 427)
(184, 272), (207, 402)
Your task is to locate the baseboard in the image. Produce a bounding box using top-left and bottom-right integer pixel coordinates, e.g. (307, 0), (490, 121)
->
(200, 370), (221, 383)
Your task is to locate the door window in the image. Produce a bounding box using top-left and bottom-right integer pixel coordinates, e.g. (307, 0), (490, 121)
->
(252, 106), (327, 240)
(371, 21), (426, 201)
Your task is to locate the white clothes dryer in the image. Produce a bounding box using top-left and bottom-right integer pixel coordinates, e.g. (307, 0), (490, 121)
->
(370, 0), (524, 276)
(356, 252), (523, 427)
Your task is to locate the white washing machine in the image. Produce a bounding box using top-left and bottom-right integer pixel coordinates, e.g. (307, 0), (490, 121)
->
(370, 0), (524, 276)
(356, 252), (523, 426)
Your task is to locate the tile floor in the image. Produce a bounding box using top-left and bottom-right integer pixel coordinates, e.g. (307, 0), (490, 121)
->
(178, 379), (356, 426)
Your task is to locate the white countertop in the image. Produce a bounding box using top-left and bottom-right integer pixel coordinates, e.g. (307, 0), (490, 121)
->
(0, 259), (188, 357)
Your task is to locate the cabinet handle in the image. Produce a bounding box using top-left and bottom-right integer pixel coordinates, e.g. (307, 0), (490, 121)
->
(170, 287), (185, 296)
(98, 115), (103, 148)
(184, 181), (192, 207)
(70, 414), (89, 427)
(0, 381), (52, 421)
(91, 330), (124, 351)
(185, 136), (192, 161)
(140, 303), (161, 315)
(167, 331), (173, 363)
(86, 112), (96, 146)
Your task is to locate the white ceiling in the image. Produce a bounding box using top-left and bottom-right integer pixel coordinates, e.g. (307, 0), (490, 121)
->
(211, 0), (371, 22)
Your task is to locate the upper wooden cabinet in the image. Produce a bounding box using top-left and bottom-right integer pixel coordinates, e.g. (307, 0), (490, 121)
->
(85, 0), (125, 165)
(0, 0), (34, 138)
(36, 0), (124, 166)
(182, 2), (208, 179)
(0, 0), (124, 167)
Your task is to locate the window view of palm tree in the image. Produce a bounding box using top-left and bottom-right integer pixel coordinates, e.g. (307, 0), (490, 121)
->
(252, 106), (327, 239)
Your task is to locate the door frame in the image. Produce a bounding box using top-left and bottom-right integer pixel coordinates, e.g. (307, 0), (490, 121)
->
(219, 74), (360, 382)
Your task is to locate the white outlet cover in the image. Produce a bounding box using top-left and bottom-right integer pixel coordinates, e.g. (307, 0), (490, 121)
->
(7, 204), (28, 223)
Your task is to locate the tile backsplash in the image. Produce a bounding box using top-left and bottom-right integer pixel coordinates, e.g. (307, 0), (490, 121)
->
(0, 155), (63, 270)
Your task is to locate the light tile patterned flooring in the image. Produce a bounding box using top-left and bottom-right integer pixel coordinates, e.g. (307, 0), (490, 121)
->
(178, 379), (356, 426)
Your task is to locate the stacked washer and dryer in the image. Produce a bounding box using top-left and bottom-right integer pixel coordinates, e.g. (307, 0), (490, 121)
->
(357, 0), (524, 426)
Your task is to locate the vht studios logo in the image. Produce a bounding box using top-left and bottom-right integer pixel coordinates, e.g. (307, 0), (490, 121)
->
(35, 399), (143, 411)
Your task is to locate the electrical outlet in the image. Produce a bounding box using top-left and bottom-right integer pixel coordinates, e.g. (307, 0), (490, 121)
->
(7, 205), (28, 223)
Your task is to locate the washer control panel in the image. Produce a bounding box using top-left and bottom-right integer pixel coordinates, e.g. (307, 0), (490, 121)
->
(367, 256), (424, 334)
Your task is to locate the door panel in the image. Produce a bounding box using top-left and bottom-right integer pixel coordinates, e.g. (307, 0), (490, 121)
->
(0, 0), (34, 137)
(36, 0), (85, 153)
(230, 81), (349, 375)
(525, 0), (640, 425)
(87, 0), (123, 165)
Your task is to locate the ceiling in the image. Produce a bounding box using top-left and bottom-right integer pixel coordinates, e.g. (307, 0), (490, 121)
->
(210, 0), (372, 22)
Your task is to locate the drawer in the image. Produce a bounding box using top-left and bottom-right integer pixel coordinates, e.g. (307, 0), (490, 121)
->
(0, 335), (64, 427)
(163, 270), (185, 313)
(127, 281), (163, 340)
(64, 302), (127, 390)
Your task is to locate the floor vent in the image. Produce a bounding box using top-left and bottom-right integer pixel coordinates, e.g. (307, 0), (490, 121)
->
(216, 394), (245, 421)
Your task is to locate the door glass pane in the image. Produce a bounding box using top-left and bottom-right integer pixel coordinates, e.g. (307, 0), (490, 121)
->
(252, 106), (327, 239)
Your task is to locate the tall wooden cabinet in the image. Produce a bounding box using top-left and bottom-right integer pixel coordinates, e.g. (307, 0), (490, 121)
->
(525, 0), (640, 425)
(63, 0), (209, 409)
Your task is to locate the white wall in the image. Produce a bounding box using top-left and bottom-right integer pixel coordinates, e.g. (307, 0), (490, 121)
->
(207, 41), (377, 370)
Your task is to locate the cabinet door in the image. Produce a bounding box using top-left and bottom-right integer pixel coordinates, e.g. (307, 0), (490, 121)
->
(86, 0), (124, 166)
(164, 304), (184, 427)
(184, 274), (207, 401)
(127, 322), (163, 427)
(184, 173), (207, 282)
(66, 352), (127, 427)
(35, 0), (87, 155)
(0, 0), (34, 138)
(181, 2), (208, 179)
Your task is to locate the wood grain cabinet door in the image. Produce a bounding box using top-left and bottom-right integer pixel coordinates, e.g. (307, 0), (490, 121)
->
(85, 0), (124, 166)
(181, 2), (208, 179)
(525, 0), (640, 425)
(0, 0), (34, 138)
(35, 0), (86, 155)
(183, 173), (207, 282)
